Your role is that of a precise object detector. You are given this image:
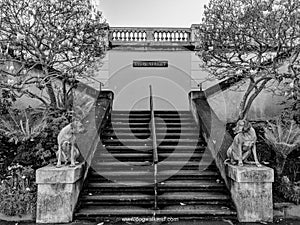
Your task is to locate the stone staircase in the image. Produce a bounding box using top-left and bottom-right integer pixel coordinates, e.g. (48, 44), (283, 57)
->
(75, 110), (236, 220)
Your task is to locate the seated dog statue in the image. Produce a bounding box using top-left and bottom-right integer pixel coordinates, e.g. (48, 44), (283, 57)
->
(56, 120), (86, 167)
(225, 119), (261, 167)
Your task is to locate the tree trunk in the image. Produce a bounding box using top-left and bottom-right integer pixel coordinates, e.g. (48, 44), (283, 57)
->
(238, 78), (255, 120)
(43, 66), (57, 109)
(275, 153), (287, 177)
(46, 82), (57, 109)
(238, 77), (271, 120)
(62, 78), (67, 110)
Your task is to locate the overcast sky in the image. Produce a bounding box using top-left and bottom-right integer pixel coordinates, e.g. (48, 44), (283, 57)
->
(97, 0), (210, 27)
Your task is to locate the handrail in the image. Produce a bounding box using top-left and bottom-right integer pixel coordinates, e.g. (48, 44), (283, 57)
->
(149, 85), (158, 209)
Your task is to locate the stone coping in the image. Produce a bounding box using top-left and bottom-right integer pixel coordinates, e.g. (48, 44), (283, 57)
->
(36, 162), (85, 184)
(227, 164), (274, 183)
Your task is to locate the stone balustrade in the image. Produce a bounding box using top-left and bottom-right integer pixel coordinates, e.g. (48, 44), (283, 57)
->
(109, 26), (196, 44)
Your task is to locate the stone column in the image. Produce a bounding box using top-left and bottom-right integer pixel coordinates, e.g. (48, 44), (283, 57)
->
(227, 164), (274, 222)
(36, 163), (85, 223)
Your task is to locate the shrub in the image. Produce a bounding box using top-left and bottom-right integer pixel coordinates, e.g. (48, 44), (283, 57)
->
(13, 110), (70, 169)
(263, 119), (300, 177)
(0, 109), (47, 144)
(0, 164), (36, 216)
(277, 176), (300, 205)
(0, 108), (70, 169)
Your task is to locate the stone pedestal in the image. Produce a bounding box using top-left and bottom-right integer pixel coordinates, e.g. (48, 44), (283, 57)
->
(36, 163), (85, 223)
(227, 164), (274, 222)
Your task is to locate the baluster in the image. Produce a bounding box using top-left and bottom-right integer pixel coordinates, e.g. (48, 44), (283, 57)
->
(130, 32), (134, 41)
(179, 32), (183, 41)
(182, 32), (186, 41)
(125, 31), (129, 41)
(115, 31), (119, 41)
(175, 32), (179, 41)
(112, 31), (116, 41)
(118, 30), (122, 41)
(171, 32), (175, 41)
(137, 31), (141, 41)
(121, 31), (125, 41)
(183, 32), (188, 41)
(166, 32), (170, 41)
(158, 32), (162, 42)
(143, 31), (147, 41)
(175, 31), (179, 41)
(163, 32), (167, 41)
(181, 32), (185, 41)
(154, 32), (158, 41)
(137, 31), (140, 41)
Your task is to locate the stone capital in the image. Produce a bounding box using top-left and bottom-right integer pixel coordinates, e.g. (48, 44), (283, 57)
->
(227, 164), (274, 183)
(36, 163), (85, 184)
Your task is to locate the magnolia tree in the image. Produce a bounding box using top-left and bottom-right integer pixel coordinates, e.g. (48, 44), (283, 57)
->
(0, 0), (108, 109)
(198, 0), (300, 120)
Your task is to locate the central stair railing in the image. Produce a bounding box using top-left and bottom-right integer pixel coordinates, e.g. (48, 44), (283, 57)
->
(149, 85), (158, 210)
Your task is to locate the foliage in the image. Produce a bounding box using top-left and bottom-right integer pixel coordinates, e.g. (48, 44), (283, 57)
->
(12, 109), (70, 168)
(55, 88), (95, 120)
(281, 98), (300, 124)
(0, 88), (15, 114)
(0, 163), (36, 216)
(0, 0), (107, 108)
(0, 135), (18, 179)
(0, 108), (70, 168)
(198, 0), (300, 119)
(277, 176), (300, 205)
(0, 109), (47, 144)
(263, 119), (300, 176)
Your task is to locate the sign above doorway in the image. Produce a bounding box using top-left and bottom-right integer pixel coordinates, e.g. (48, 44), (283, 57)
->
(133, 60), (168, 67)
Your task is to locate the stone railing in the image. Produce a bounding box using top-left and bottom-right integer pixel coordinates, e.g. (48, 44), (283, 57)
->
(109, 25), (199, 46)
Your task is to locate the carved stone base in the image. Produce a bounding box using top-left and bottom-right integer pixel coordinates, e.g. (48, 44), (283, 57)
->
(227, 164), (274, 222)
(36, 163), (85, 223)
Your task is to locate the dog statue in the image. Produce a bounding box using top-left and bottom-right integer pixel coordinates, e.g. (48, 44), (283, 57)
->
(56, 120), (86, 167)
(225, 119), (261, 167)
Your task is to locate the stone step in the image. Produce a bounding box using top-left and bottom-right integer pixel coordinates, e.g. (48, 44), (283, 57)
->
(89, 170), (153, 178)
(81, 193), (153, 202)
(79, 192), (230, 207)
(75, 206), (153, 217)
(87, 181), (153, 189)
(99, 153), (152, 158)
(158, 180), (224, 189)
(101, 145), (205, 151)
(75, 205), (236, 218)
(111, 117), (194, 122)
(158, 170), (219, 178)
(105, 127), (198, 132)
(111, 122), (196, 127)
(88, 169), (218, 181)
(102, 132), (199, 138)
(159, 192), (230, 201)
(102, 138), (200, 145)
